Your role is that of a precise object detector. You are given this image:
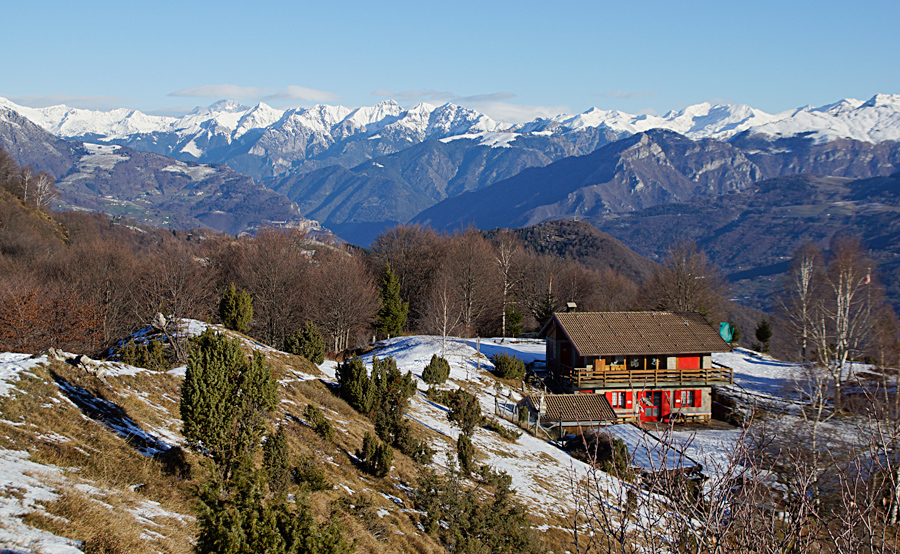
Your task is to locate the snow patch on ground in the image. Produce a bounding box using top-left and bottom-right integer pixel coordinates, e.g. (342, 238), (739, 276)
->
(161, 162), (218, 181)
(339, 336), (594, 517)
(0, 353), (45, 398)
(0, 450), (82, 554)
(77, 148), (130, 171)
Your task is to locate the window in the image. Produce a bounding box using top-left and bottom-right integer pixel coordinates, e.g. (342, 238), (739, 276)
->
(629, 357), (641, 369)
(680, 390), (695, 407)
(610, 391), (626, 408)
(644, 391), (661, 417)
(647, 357), (660, 369)
(612, 355), (625, 366)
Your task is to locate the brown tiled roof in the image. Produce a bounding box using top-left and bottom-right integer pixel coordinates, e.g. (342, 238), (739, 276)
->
(519, 394), (617, 423)
(548, 311), (731, 356)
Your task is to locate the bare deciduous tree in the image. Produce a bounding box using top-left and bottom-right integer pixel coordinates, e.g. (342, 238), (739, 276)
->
(233, 228), (312, 346)
(138, 241), (214, 361)
(492, 230), (525, 337)
(571, 412), (900, 554)
(780, 242), (824, 362)
(423, 269), (463, 358)
(639, 241), (728, 322)
(810, 237), (880, 410)
(371, 224), (445, 330)
(33, 171), (57, 209)
(443, 230), (498, 336)
(307, 249), (379, 352)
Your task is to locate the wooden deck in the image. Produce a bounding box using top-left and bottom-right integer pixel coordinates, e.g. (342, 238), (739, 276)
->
(551, 361), (733, 388)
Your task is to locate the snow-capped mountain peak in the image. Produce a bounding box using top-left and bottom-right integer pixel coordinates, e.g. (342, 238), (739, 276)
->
(2, 93), (899, 180)
(234, 102), (284, 139)
(862, 93), (900, 109)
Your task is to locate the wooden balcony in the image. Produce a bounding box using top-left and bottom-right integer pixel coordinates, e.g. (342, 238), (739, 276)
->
(550, 360), (733, 389)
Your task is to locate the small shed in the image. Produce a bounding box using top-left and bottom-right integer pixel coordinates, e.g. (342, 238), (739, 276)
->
(517, 393), (617, 435)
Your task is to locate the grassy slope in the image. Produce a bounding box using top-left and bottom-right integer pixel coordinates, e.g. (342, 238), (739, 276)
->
(0, 325), (581, 553)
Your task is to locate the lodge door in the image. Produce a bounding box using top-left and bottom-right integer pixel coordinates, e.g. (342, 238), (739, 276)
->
(560, 342), (572, 367)
(641, 391), (662, 422)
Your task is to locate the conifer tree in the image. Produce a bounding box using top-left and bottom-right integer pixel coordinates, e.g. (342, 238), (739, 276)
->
(264, 427), (291, 496)
(357, 432), (393, 477)
(422, 354), (450, 384)
(535, 291), (556, 329)
(755, 318), (773, 353)
(219, 283), (253, 333)
(457, 433), (476, 475)
(180, 329), (277, 475)
(447, 389), (482, 438)
(335, 356), (373, 414)
(195, 472), (353, 554)
(284, 321), (326, 364)
(375, 264), (409, 339)
(370, 356), (416, 445)
(304, 403), (335, 442)
(505, 304), (524, 337)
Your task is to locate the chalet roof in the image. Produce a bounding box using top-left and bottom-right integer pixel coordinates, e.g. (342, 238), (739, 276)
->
(519, 394), (617, 424)
(599, 423), (702, 474)
(544, 311), (731, 357)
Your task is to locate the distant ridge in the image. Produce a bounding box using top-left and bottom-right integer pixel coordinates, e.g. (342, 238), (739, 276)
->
(1, 93), (899, 183)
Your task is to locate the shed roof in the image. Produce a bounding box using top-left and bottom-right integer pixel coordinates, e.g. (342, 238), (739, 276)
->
(519, 393), (617, 424)
(599, 423), (702, 474)
(543, 311), (731, 357)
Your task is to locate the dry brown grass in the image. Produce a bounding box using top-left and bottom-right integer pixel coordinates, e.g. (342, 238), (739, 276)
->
(0, 360), (197, 552)
(24, 486), (194, 554)
(0, 345), (571, 553)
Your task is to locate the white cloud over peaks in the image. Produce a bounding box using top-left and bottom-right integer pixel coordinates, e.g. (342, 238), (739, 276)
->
(265, 86), (339, 103)
(372, 89), (456, 102)
(465, 101), (571, 125)
(372, 89), (517, 106)
(598, 89), (657, 100)
(170, 84), (338, 103)
(170, 84), (265, 99)
(4, 93), (132, 110)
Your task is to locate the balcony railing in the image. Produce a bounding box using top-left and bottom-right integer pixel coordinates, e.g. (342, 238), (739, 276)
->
(550, 360), (733, 389)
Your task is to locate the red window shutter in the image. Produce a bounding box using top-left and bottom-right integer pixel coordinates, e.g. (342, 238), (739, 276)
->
(694, 389), (703, 408)
(679, 356), (701, 370)
(605, 391), (613, 405)
(625, 391), (633, 408)
(673, 390), (682, 407)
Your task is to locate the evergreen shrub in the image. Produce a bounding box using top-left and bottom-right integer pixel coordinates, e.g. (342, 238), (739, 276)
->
(305, 403), (335, 442)
(357, 432), (392, 477)
(491, 353), (526, 380)
(264, 427), (291, 496)
(120, 338), (171, 371)
(218, 283), (253, 333)
(422, 354), (450, 384)
(284, 321), (326, 364)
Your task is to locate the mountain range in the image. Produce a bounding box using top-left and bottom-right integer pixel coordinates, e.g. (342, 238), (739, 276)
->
(4, 93), (900, 181)
(2, 93), (899, 311)
(0, 107), (322, 235)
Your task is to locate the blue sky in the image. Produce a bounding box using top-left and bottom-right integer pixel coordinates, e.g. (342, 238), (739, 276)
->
(3, 0), (898, 123)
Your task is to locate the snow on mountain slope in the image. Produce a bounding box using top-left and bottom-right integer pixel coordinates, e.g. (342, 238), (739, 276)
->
(316, 335), (599, 519)
(233, 102), (283, 139)
(751, 94), (900, 143)
(3, 94), (899, 163)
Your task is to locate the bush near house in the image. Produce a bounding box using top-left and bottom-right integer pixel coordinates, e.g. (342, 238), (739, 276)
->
(491, 353), (525, 380)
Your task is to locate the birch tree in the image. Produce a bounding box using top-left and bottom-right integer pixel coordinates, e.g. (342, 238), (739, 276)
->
(780, 242), (823, 362)
(813, 238), (877, 410)
(424, 269), (462, 358)
(492, 230), (524, 337)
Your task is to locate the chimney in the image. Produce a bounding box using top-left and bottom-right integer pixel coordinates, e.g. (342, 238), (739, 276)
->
(566, 302), (577, 313)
